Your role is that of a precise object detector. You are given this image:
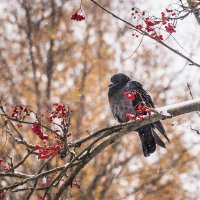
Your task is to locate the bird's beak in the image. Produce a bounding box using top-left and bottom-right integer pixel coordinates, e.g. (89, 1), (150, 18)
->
(108, 83), (113, 87)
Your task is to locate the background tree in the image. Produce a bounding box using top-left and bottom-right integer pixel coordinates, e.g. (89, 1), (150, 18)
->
(0, 0), (200, 199)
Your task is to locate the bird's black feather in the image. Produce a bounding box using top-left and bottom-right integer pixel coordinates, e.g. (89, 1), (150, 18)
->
(127, 81), (170, 142)
(137, 125), (156, 157)
(108, 73), (170, 157)
(152, 130), (166, 148)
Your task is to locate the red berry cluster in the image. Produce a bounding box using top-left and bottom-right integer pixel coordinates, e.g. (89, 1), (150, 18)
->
(126, 104), (151, 121)
(124, 90), (136, 100)
(0, 192), (5, 200)
(161, 11), (176, 33)
(131, 7), (177, 40)
(11, 105), (30, 118)
(165, 23), (176, 34)
(137, 104), (151, 116)
(0, 158), (9, 172)
(124, 90), (152, 121)
(71, 12), (85, 21)
(35, 142), (62, 159)
(32, 121), (48, 140)
(126, 113), (137, 121)
(11, 105), (30, 127)
(49, 103), (68, 123)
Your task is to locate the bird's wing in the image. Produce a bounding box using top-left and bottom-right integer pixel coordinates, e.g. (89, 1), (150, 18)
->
(126, 81), (155, 108)
(127, 81), (170, 143)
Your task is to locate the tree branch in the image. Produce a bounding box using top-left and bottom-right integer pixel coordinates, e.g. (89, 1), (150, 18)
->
(21, 1), (41, 112)
(53, 98), (200, 199)
(90, 0), (200, 68)
(1, 98), (199, 197)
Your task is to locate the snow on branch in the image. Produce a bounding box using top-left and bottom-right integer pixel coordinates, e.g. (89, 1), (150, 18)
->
(0, 98), (200, 199)
(53, 98), (200, 199)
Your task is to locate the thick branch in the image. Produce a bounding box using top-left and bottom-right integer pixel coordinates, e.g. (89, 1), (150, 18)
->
(53, 98), (200, 199)
(1, 99), (199, 196)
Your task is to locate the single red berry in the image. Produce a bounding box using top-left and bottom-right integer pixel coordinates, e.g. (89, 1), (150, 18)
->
(135, 24), (142, 30)
(166, 8), (172, 13)
(17, 124), (23, 128)
(67, 133), (72, 137)
(35, 144), (41, 150)
(139, 116), (144, 120)
(3, 166), (8, 172)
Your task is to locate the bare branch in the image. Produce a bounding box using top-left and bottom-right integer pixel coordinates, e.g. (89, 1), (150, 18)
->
(187, 83), (200, 117)
(20, 1), (41, 112)
(90, 0), (200, 68)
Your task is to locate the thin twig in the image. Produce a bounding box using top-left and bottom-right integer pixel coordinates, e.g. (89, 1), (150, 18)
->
(187, 83), (200, 117)
(90, 0), (200, 68)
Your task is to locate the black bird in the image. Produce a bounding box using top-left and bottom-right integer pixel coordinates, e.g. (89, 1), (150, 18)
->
(108, 73), (170, 157)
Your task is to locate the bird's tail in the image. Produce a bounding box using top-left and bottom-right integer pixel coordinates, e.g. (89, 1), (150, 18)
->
(138, 122), (168, 157)
(154, 121), (170, 143)
(138, 125), (156, 157)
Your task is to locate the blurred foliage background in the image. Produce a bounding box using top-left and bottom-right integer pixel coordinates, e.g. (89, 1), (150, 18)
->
(0, 0), (199, 199)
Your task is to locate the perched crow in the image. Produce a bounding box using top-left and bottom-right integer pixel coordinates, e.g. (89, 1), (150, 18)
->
(108, 73), (170, 157)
